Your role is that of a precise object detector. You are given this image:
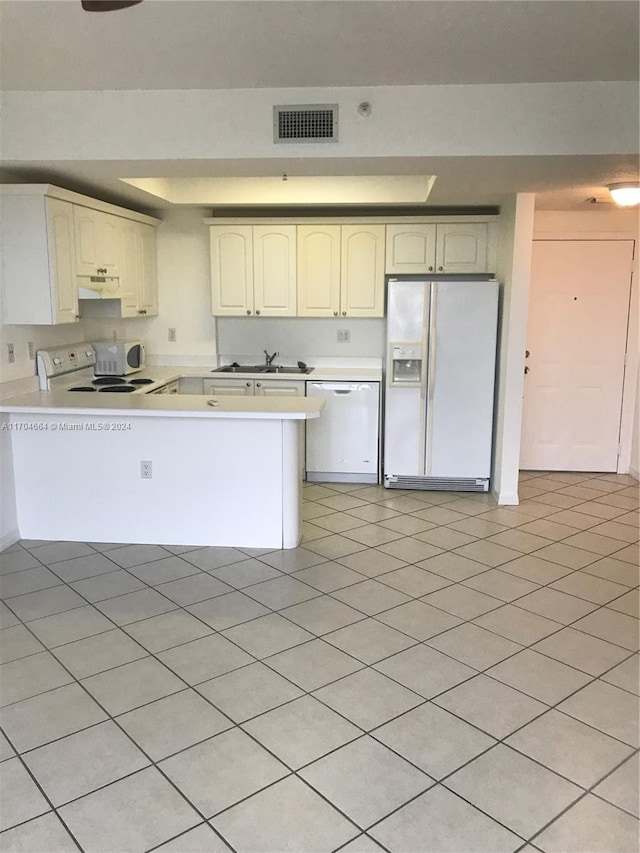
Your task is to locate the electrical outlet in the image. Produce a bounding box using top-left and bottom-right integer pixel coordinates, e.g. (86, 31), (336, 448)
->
(168, 328), (177, 342)
(7, 344), (15, 364)
(140, 460), (153, 479)
(337, 329), (351, 344)
(27, 341), (35, 360)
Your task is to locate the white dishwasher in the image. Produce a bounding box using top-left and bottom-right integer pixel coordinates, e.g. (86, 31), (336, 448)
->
(305, 381), (380, 484)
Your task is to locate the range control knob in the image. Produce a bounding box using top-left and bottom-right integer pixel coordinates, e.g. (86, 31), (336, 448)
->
(52, 357), (62, 365)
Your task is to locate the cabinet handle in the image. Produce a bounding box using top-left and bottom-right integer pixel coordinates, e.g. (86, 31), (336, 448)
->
(256, 382), (261, 387)
(342, 311), (346, 316)
(256, 310), (261, 315)
(333, 311), (338, 316)
(246, 382), (252, 387)
(75, 314), (80, 320)
(246, 310), (251, 315)
(438, 266), (443, 271)
(428, 266), (434, 271)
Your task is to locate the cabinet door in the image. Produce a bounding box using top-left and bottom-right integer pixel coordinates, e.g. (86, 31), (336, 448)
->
(100, 214), (120, 276)
(340, 225), (385, 317)
(253, 225), (297, 316)
(297, 225), (341, 317)
(73, 207), (120, 276)
(118, 219), (140, 317)
(202, 379), (254, 395)
(254, 380), (305, 397)
(138, 223), (159, 316)
(385, 224), (437, 274)
(210, 226), (254, 316)
(74, 206), (102, 275)
(435, 223), (489, 274)
(46, 198), (79, 324)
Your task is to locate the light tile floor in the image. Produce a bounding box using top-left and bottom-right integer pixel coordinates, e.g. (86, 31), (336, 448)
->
(0, 471), (638, 852)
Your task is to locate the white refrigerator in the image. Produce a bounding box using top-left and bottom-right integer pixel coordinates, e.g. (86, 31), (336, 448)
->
(384, 278), (499, 492)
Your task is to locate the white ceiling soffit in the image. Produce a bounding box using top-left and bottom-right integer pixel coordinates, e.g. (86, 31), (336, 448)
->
(119, 175), (438, 205)
(1, 0), (638, 91)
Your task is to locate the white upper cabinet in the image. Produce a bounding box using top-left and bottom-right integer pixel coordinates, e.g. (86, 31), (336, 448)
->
(297, 225), (341, 316)
(138, 223), (159, 316)
(74, 206), (120, 277)
(46, 198), (80, 324)
(386, 224), (437, 274)
(118, 218), (140, 318)
(210, 225), (296, 316)
(297, 224), (385, 318)
(253, 225), (297, 316)
(1, 195), (79, 325)
(385, 221), (493, 275)
(340, 224), (386, 317)
(435, 223), (489, 274)
(210, 225), (253, 315)
(1, 185), (159, 325)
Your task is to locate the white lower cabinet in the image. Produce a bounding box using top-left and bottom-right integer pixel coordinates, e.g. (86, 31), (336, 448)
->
(202, 378), (305, 397)
(203, 379), (254, 396)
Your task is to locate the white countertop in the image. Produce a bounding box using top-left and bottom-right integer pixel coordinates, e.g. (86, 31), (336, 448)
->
(0, 390), (323, 420)
(146, 365), (383, 384)
(0, 364), (381, 418)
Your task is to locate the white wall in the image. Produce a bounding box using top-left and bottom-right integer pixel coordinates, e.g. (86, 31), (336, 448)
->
(492, 193), (536, 504)
(3, 82), (637, 163)
(217, 317), (385, 364)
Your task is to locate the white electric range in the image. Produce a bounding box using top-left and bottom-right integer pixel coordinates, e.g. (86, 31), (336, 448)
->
(36, 344), (158, 394)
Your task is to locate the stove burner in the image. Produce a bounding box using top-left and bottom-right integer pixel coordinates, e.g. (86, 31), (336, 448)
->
(69, 386), (97, 392)
(93, 377), (127, 386)
(98, 385), (136, 393)
(128, 378), (155, 385)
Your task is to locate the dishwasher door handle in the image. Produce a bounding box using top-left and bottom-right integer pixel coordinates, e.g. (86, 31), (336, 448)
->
(309, 383), (372, 393)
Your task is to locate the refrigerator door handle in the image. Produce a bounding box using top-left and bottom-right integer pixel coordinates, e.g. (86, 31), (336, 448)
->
(424, 283), (438, 475)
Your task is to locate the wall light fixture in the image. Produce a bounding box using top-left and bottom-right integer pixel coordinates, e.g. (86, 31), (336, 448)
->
(607, 182), (640, 206)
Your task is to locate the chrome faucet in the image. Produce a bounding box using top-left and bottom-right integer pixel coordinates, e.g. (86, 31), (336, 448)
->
(264, 350), (279, 366)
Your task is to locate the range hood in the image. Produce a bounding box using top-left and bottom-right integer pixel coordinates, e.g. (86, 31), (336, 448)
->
(77, 275), (122, 300)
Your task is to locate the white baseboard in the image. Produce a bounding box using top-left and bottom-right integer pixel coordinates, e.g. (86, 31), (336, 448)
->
(0, 529), (20, 552)
(630, 465), (639, 480)
(492, 489), (520, 506)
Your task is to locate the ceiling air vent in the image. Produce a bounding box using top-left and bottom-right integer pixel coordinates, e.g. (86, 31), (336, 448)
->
(273, 104), (338, 144)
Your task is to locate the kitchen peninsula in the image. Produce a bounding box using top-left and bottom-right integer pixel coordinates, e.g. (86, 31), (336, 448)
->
(0, 391), (323, 550)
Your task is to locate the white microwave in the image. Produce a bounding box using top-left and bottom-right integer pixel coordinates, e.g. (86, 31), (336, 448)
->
(93, 341), (145, 376)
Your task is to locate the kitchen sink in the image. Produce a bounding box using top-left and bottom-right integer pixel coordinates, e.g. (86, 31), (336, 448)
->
(213, 363), (313, 375)
(213, 365), (267, 373)
(263, 366), (314, 374)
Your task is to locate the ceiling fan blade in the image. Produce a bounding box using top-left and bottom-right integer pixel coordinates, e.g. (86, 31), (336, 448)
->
(81, 0), (143, 11)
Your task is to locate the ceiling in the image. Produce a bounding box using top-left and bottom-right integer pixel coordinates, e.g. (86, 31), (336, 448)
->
(1, 0), (638, 211)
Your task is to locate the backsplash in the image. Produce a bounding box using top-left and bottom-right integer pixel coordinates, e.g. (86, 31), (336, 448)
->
(0, 324), (87, 385)
(217, 316), (385, 364)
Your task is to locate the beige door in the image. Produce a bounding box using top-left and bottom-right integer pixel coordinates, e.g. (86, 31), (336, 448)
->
(521, 239), (634, 472)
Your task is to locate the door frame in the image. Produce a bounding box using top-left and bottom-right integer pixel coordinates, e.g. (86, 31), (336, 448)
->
(530, 229), (638, 475)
